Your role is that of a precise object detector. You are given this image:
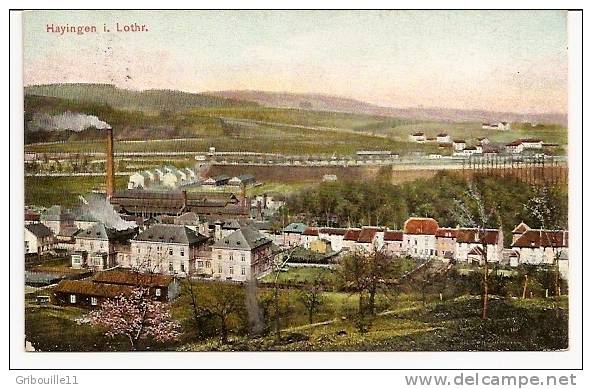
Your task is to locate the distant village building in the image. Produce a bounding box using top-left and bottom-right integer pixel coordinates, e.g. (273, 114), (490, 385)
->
(520, 139), (544, 149)
(322, 174), (338, 182)
(436, 133), (451, 143)
(310, 238), (332, 254)
(462, 146), (480, 156)
(477, 137), (490, 145)
(435, 228), (458, 260)
(203, 174), (231, 187)
(25, 223), (55, 256)
(409, 132), (427, 142)
(211, 226), (273, 281)
(228, 174), (255, 187)
(505, 140), (524, 154)
(452, 140), (466, 151)
(482, 122), (511, 131)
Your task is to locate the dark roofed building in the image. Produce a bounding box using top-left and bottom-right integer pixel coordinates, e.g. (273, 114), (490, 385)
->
(128, 224), (209, 276)
(211, 227), (273, 281)
(24, 223), (55, 256)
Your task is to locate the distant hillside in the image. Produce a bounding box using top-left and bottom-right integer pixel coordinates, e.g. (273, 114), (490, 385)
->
(209, 90), (567, 126)
(25, 84), (258, 113)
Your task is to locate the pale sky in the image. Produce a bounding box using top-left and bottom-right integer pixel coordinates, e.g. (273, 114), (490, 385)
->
(23, 10), (568, 114)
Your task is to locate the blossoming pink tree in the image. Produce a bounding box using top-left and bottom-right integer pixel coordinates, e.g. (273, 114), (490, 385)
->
(88, 288), (181, 350)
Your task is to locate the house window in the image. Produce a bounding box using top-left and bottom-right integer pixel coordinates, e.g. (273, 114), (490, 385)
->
(229, 266), (234, 275)
(217, 254), (222, 261)
(137, 247), (140, 254)
(169, 248), (173, 255)
(206, 261), (211, 268)
(69, 294), (76, 304)
(73, 256), (80, 264)
(241, 253), (245, 262)
(91, 297), (98, 306)
(241, 267), (246, 275)
(181, 262), (185, 273)
(218, 264), (222, 273)
(180, 249), (185, 257)
(155, 288), (161, 297)
(25, 241), (29, 253)
(197, 261), (204, 268)
(169, 262), (174, 272)
(229, 253), (234, 261)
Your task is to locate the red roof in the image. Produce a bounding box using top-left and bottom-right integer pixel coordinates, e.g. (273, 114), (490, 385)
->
(384, 230), (403, 241)
(357, 227), (382, 243)
(436, 228), (458, 238)
(457, 228), (500, 245)
(512, 230), (568, 248)
(302, 227), (319, 236)
(404, 218), (439, 235)
(343, 229), (361, 241)
(506, 140), (523, 147)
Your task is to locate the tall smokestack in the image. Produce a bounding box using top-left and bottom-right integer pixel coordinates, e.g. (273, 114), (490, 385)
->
(106, 128), (115, 199)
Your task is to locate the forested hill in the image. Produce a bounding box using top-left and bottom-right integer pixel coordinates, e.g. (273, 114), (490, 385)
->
(25, 84), (258, 113)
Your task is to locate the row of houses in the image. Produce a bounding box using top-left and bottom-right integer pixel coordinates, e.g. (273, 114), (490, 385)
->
(282, 218), (569, 275)
(409, 133), (451, 144)
(128, 165), (198, 189)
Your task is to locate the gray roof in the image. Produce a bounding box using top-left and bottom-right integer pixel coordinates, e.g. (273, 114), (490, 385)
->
(76, 222), (136, 241)
(212, 226), (271, 250)
(134, 224), (208, 245)
(25, 223), (54, 238)
(283, 222), (307, 234)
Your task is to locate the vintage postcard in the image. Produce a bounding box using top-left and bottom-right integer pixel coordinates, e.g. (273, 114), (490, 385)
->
(17, 9), (579, 364)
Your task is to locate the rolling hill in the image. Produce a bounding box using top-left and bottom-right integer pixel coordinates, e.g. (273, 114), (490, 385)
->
(208, 90), (567, 126)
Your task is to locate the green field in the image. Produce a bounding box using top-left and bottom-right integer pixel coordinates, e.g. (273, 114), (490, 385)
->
(25, 175), (127, 207)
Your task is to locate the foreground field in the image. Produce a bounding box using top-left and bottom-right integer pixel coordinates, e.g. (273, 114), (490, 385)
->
(25, 287), (568, 352)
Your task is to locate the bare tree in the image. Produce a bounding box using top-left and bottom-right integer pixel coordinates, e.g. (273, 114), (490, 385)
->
(297, 277), (324, 324)
(454, 182), (498, 320)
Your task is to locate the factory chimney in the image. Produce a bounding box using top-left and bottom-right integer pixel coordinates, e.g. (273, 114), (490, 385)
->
(106, 127), (115, 199)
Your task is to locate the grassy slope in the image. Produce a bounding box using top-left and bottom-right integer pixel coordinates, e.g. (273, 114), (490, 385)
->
(25, 176), (128, 207)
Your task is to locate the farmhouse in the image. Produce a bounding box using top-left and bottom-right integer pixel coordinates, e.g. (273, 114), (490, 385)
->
(211, 226), (273, 281)
(126, 224), (209, 275)
(318, 227), (348, 252)
(301, 227), (319, 248)
(53, 271), (179, 307)
(128, 171), (153, 189)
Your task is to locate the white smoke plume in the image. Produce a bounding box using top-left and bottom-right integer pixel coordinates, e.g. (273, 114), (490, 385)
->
(245, 279), (264, 335)
(29, 111), (111, 132)
(83, 194), (136, 231)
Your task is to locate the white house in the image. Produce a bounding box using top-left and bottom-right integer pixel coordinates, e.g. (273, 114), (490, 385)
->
(318, 228), (348, 252)
(436, 133), (451, 143)
(511, 225), (568, 268)
(127, 224), (209, 276)
(72, 222), (136, 270)
(383, 230), (404, 256)
(301, 227), (320, 248)
(482, 122), (511, 131)
(505, 141), (524, 154)
(282, 222), (307, 247)
(409, 132), (427, 142)
(452, 140), (467, 151)
(128, 171), (152, 189)
(455, 228), (504, 264)
(462, 146), (480, 156)
(228, 174), (255, 187)
(211, 226), (273, 281)
(403, 217), (439, 258)
(520, 139), (544, 149)
(25, 223), (55, 256)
